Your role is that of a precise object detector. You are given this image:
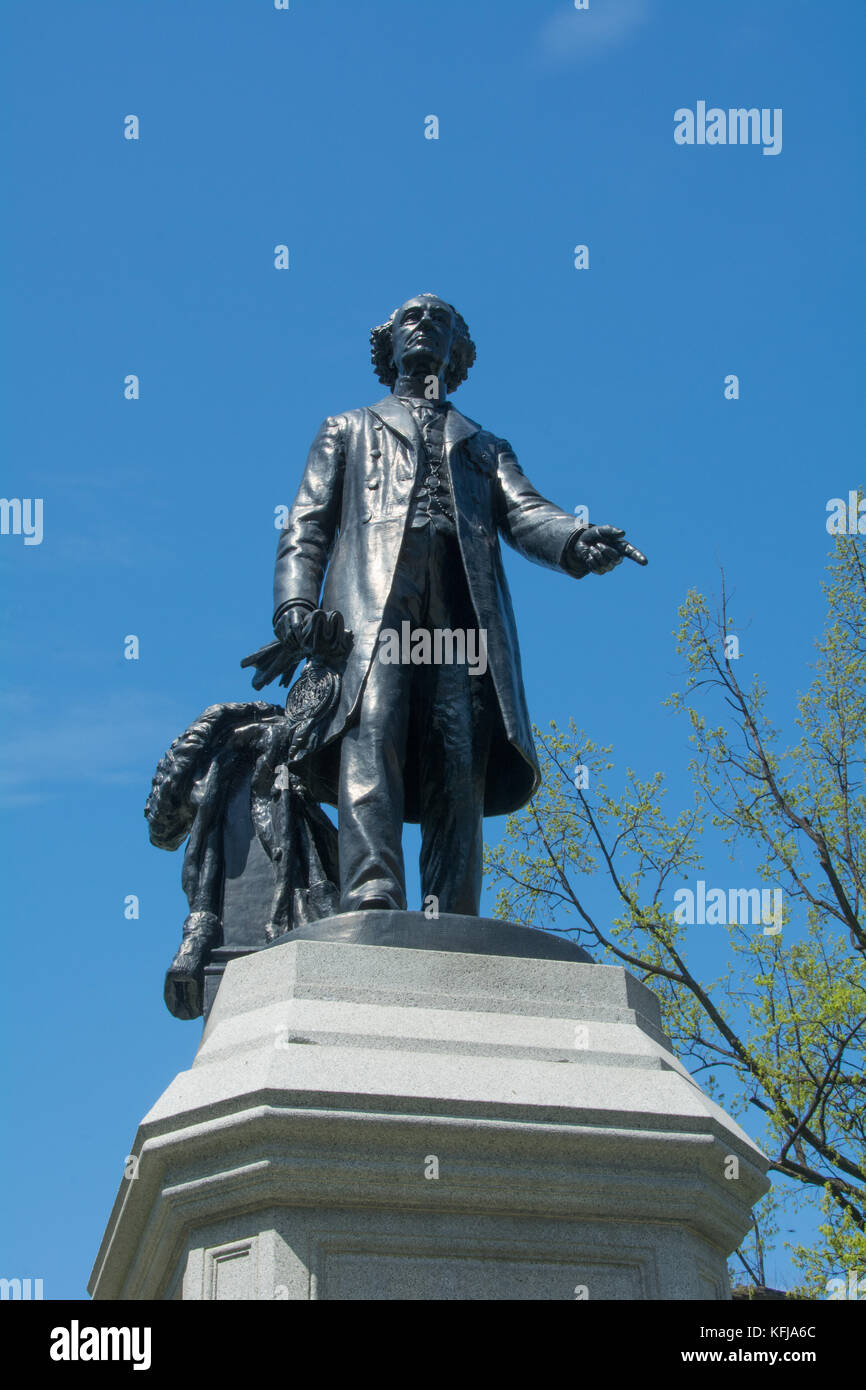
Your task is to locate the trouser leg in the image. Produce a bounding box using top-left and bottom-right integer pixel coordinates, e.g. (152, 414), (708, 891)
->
(337, 529), (426, 912)
(415, 530), (493, 916)
(415, 666), (491, 915)
(338, 523), (493, 916)
(337, 655), (412, 911)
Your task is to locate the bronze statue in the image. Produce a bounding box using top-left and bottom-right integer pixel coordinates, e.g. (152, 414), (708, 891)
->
(149, 295), (645, 1019)
(261, 294), (646, 916)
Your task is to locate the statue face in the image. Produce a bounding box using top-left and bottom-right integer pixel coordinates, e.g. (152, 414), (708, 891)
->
(390, 296), (456, 381)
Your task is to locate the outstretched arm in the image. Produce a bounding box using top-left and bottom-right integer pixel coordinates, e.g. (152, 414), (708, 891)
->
(494, 439), (646, 577)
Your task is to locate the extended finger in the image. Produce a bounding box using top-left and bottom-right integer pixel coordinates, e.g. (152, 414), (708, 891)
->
(622, 542), (648, 566)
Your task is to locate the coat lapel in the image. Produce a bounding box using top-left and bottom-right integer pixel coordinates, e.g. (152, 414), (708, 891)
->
(368, 395), (422, 452)
(444, 403), (482, 456)
(369, 395), (483, 458)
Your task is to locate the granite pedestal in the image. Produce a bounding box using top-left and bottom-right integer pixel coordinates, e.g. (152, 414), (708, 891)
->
(89, 915), (768, 1300)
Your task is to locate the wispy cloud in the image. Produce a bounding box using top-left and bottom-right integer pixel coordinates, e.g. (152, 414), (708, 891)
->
(0, 689), (184, 809)
(537, 0), (650, 67)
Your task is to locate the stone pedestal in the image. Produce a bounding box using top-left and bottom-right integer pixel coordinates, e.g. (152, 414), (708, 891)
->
(89, 919), (768, 1300)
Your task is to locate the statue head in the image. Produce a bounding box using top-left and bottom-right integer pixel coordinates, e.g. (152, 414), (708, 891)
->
(370, 294), (476, 394)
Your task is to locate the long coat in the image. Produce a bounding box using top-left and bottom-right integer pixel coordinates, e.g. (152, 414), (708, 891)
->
(273, 393), (586, 818)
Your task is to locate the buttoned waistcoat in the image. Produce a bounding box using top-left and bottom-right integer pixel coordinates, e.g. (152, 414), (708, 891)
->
(273, 393), (586, 818)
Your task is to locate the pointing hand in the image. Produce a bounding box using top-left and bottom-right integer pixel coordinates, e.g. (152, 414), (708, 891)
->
(573, 524), (648, 574)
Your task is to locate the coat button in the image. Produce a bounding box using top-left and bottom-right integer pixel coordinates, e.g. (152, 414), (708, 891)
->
(366, 479), (379, 489)
(371, 448), (381, 458)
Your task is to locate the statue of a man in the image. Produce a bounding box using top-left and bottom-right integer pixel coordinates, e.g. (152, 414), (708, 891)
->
(271, 294), (643, 916)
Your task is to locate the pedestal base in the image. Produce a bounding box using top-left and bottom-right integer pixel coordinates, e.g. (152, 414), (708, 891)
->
(89, 924), (768, 1300)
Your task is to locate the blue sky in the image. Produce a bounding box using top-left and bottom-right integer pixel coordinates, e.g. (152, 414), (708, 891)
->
(2, 0), (863, 1298)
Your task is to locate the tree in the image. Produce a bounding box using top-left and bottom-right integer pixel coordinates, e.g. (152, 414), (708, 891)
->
(484, 533), (866, 1296)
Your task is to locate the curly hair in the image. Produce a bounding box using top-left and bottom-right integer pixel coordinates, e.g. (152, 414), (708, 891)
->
(370, 295), (476, 394)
